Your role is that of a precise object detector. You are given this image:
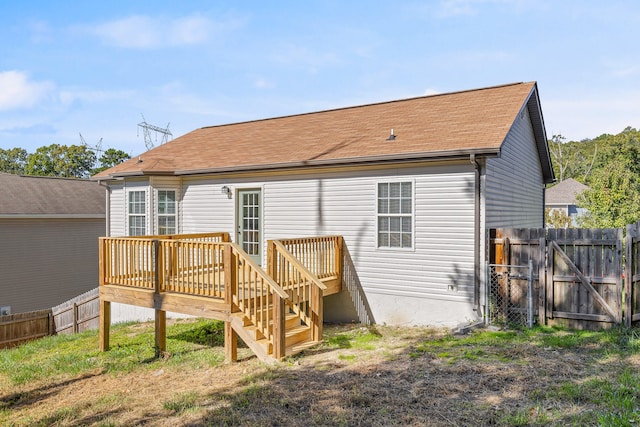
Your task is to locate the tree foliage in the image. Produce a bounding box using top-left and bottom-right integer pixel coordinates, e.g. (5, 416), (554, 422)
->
(91, 148), (131, 175)
(0, 144), (130, 178)
(0, 147), (28, 175)
(549, 127), (640, 228)
(545, 208), (573, 229)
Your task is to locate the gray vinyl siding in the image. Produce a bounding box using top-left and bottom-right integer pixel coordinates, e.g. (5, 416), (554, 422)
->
(109, 182), (125, 236)
(485, 107), (545, 228)
(178, 163), (476, 311)
(0, 218), (103, 313)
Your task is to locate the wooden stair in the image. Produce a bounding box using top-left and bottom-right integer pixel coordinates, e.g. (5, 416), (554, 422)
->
(229, 310), (319, 363)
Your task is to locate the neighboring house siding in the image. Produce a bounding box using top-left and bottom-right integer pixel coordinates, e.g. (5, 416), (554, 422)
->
(0, 219), (102, 313)
(485, 108), (544, 228)
(174, 162), (476, 326)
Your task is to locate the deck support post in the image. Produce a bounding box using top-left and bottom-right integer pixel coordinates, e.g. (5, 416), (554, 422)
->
(155, 310), (166, 357)
(224, 321), (238, 362)
(152, 239), (166, 357)
(99, 299), (110, 351)
(224, 244), (239, 363)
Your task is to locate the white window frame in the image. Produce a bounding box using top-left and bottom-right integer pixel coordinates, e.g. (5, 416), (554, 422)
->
(376, 180), (414, 249)
(127, 190), (147, 236)
(156, 189), (177, 235)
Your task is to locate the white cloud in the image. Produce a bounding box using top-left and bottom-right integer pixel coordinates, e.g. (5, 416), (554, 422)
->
(424, 88), (441, 96)
(88, 14), (234, 49)
(0, 71), (54, 111)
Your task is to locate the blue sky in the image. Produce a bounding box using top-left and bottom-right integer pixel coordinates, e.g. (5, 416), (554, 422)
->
(1, 0), (639, 156)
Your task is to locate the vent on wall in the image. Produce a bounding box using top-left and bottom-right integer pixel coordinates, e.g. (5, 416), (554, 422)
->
(0, 306), (10, 316)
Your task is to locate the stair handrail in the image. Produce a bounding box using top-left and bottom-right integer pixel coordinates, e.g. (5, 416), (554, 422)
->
(226, 243), (289, 358)
(268, 240), (327, 342)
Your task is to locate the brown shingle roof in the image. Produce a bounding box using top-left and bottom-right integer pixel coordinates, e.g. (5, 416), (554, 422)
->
(95, 82), (550, 179)
(0, 173), (105, 216)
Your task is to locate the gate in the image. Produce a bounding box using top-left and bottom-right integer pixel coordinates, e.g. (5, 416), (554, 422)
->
(489, 228), (624, 329)
(486, 261), (534, 328)
(546, 228), (622, 329)
(625, 223), (640, 327)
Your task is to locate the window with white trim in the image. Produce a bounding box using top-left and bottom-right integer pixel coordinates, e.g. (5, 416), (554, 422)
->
(157, 190), (176, 235)
(128, 190), (146, 236)
(377, 181), (413, 248)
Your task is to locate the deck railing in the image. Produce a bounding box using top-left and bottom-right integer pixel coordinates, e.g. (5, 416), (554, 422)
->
(268, 240), (327, 341)
(227, 243), (288, 358)
(99, 233), (230, 292)
(99, 233), (343, 359)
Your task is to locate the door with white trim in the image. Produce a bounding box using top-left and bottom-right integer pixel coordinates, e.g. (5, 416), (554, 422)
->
(237, 189), (262, 265)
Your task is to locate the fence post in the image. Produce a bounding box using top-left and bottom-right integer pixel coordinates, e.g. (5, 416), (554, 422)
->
(527, 259), (534, 328)
(73, 303), (79, 333)
(625, 223), (635, 327)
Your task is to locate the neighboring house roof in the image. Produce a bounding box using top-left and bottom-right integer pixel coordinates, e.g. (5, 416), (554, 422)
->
(0, 173), (105, 217)
(546, 178), (590, 206)
(94, 81), (553, 183)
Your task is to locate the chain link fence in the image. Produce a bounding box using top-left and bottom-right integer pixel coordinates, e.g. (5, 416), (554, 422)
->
(486, 260), (534, 328)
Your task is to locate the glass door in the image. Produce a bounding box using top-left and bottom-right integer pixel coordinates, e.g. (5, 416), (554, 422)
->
(237, 189), (262, 265)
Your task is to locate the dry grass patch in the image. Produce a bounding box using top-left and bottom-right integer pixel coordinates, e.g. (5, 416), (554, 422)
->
(1, 321), (639, 426)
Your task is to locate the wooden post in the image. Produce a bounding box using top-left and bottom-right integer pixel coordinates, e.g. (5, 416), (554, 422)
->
(155, 310), (166, 357)
(152, 239), (166, 357)
(224, 244), (237, 309)
(266, 240), (277, 279)
(73, 303), (79, 333)
(272, 293), (285, 359)
(538, 235), (547, 325)
(335, 236), (343, 291)
(98, 237), (106, 287)
(99, 300), (110, 351)
(223, 244), (240, 363)
(224, 321), (237, 362)
(625, 224), (635, 327)
(311, 284), (323, 341)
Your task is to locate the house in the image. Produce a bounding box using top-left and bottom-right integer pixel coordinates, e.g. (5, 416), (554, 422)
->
(0, 173), (105, 314)
(94, 81), (554, 329)
(545, 178), (589, 227)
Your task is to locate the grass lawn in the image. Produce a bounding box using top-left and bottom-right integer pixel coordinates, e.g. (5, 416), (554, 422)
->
(1, 319), (639, 426)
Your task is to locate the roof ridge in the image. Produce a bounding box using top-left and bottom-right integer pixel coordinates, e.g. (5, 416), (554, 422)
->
(199, 81), (532, 131)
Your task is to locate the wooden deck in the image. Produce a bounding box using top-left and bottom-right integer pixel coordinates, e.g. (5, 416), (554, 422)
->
(99, 233), (343, 363)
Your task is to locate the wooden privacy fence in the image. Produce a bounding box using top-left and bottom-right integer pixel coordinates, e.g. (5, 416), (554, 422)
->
(490, 227), (630, 329)
(0, 288), (100, 349)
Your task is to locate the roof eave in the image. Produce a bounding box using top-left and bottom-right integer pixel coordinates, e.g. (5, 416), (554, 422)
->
(173, 148), (501, 176)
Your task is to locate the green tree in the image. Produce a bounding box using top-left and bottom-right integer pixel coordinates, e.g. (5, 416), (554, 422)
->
(577, 161), (640, 228)
(545, 208), (574, 229)
(25, 144), (97, 178)
(0, 147), (28, 174)
(91, 148), (131, 175)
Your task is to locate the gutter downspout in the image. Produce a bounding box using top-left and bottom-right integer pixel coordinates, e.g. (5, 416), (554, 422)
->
(470, 154), (481, 312)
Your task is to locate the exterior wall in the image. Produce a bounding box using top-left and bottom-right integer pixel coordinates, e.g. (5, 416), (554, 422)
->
(484, 107), (545, 228)
(0, 218), (104, 313)
(176, 162), (477, 326)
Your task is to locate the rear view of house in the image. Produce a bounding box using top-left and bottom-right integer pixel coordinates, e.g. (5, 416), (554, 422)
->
(0, 173), (105, 314)
(95, 82), (553, 332)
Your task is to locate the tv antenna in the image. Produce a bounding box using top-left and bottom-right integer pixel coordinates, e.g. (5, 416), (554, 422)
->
(137, 114), (172, 150)
(79, 133), (103, 156)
